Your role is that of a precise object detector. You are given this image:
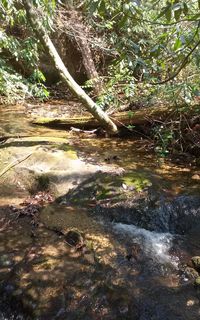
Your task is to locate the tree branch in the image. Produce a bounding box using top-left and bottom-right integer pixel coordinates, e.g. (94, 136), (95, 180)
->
(140, 17), (200, 27)
(150, 38), (200, 85)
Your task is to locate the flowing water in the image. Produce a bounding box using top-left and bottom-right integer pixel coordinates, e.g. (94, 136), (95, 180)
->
(0, 103), (200, 319)
(113, 223), (176, 265)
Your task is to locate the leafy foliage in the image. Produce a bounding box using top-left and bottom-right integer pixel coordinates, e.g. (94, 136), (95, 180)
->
(0, 0), (52, 102)
(0, 2), (199, 131)
(84, 0), (200, 109)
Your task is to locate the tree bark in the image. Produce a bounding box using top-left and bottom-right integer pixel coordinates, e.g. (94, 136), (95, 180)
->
(32, 105), (199, 130)
(75, 27), (101, 95)
(22, 0), (118, 134)
(31, 106), (174, 129)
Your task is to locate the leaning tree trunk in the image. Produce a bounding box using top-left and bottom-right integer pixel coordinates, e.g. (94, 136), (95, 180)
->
(22, 0), (118, 134)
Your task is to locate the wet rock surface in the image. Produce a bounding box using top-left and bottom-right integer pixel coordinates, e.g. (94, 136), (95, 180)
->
(1, 186), (200, 319)
(63, 172), (200, 235)
(0, 104), (200, 319)
(0, 136), (102, 207)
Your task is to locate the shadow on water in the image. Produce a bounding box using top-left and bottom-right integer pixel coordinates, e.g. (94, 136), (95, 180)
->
(71, 137), (200, 195)
(0, 204), (138, 319)
(1, 196), (200, 320)
(0, 104), (200, 319)
(1, 163), (200, 320)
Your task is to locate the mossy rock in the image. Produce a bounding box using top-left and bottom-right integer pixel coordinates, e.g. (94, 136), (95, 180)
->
(195, 276), (200, 287)
(64, 170), (152, 206)
(191, 256), (200, 271)
(122, 172), (152, 192)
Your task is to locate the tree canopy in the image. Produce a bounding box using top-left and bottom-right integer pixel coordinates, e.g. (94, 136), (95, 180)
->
(1, 0), (200, 107)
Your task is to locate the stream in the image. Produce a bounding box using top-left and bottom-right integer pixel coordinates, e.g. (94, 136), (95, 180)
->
(0, 103), (200, 319)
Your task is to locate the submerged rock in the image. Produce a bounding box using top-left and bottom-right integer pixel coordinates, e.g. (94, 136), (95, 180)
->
(0, 254), (14, 268)
(65, 230), (84, 248)
(183, 267), (199, 280)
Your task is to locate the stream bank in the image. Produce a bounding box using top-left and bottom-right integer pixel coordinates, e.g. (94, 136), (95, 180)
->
(0, 104), (200, 319)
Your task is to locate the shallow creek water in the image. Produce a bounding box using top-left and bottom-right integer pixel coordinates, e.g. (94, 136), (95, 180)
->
(0, 104), (200, 319)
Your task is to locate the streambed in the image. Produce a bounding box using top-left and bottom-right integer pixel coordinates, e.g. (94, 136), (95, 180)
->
(0, 103), (200, 319)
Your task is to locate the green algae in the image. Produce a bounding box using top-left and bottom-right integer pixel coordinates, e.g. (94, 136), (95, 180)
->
(53, 143), (78, 159)
(65, 149), (78, 160)
(65, 171), (151, 205)
(122, 172), (152, 191)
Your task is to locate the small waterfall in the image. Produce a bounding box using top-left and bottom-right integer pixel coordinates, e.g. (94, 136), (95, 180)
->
(113, 222), (178, 266)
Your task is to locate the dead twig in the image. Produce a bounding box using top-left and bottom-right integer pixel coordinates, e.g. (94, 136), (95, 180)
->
(0, 153), (33, 178)
(0, 218), (11, 232)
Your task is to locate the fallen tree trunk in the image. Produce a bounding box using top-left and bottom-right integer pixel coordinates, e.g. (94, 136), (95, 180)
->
(22, 0), (118, 134)
(31, 105), (200, 130)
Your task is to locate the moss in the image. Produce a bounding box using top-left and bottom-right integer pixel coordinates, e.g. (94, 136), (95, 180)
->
(192, 256), (200, 271)
(37, 174), (50, 190)
(57, 143), (78, 159)
(96, 187), (113, 200)
(29, 174), (50, 194)
(122, 172), (152, 191)
(65, 149), (78, 160)
(33, 116), (93, 124)
(195, 276), (200, 286)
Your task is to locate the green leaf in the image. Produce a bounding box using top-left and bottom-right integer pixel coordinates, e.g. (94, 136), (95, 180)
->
(130, 3), (141, 15)
(150, 45), (161, 57)
(127, 125), (135, 130)
(155, 4), (171, 20)
(183, 3), (189, 15)
(99, 0), (106, 15)
(165, 6), (172, 21)
(127, 111), (134, 118)
(89, 0), (99, 14)
(174, 8), (182, 21)
(123, 3), (130, 11)
(198, 0), (200, 10)
(118, 14), (128, 28)
(136, 57), (146, 66)
(129, 40), (140, 53)
(173, 38), (182, 50)
(161, 62), (166, 70)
